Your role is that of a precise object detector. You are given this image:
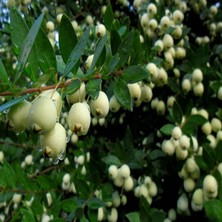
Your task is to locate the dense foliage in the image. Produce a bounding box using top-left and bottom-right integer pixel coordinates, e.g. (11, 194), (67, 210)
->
(1, 0), (222, 221)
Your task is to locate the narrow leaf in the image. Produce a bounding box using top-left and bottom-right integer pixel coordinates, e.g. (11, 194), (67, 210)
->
(63, 27), (90, 77)
(0, 59), (10, 84)
(117, 30), (135, 69)
(172, 101), (183, 125)
(14, 13), (45, 83)
(0, 94), (29, 113)
(66, 79), (81, 95)
(122, 65), (148, 83)
(59, 14), (78, 63)
(160, 124), (175, 136)
(110, 30), (121, 55)
(88, 34), (107, 72)
(204, 199), (222, 222)
(87, 198), (104, 210)
(103, 54), (120, 76)
(101, 154), (122, 166)
(61, 198), (79, 212)
(182, 114), (207, 135)
(34, 26), (56, 76)
(126, 212), (141, 222)
(113, 77), (132, 111)
(86, 79), (101, 100)
(104, 4), (114, 31)
(10, 9), (29, 53)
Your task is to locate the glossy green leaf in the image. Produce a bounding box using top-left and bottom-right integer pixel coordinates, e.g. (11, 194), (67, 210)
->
(215, 141), (222, 163)
(66, 79), (81, 95)
(150, 208), (166, 222)
(110, 30), (121, 55)
(61, 198), (79, 212)
(195, 156), (208, 171)
(172, 101), (183, 125)
(0, 59), (10, 85)
(204, 200), (222, 222)
(0, 161), (16, 188)
(86, 78), (101, 100)
(88, 34), (107, 72)
(101, 154), (122, 166)
(103, 54), (120, 76)
(160, 124), (175, 136)
(14, 13), (45, 83)
(87, 197), (104, 210)
(10, 9), (38, 82)
(117, 30), (135, 69)
(139, 196), (152, 222)
(10, 9), (29, 53)
(34, 25), (56, 76)
(59, 14), (78, 63)
(121, 65), (148, 83)
(104, 4), (114, 31)
(0, 94), (29, 113)
(63, 27), (90, 77)
(202, 144), (215, 170)
(182, 114), (207, 135)
(130, 30), (142, 65)
(21, 208), (35, 222)
(113, 77), (132, 111)
(126, 212), (141, 222)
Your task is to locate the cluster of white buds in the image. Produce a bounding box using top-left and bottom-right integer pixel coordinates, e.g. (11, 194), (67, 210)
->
(134, 176), (158, 205)
(74, 152), (90, 176)
(108, 164), (134, 192)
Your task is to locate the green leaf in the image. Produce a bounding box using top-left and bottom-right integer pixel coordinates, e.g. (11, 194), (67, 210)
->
(182, 114), (207, 135)
(121, 65), (148, 83)
(0, 59), (10, 85)
(160, 124), (175, 136)
(101, 154), (122, 166)
(0, 94), (29, 113)
(63, 27), (90, 77)
(172, 101), (183, 125)
(86, 78), (102, 100)
(204, 199), (222, 222)
(110, 30), (121, 55)
(130, 30), (142, 65)
(88, 34), (107, 72)
(150, 208), (166, 222)
(37, 175), (54, 190)
(117, 30), (135, 69)
(0, 161), (16, 188)
(113, 77), (132, 111)
(56, 55), (66, 74)
(103, 54), (120, 76)
(59, 14), (78, 63)
(202, 144), (215, 170)
(34, 25), (56, 76)
(10, 9), (29, 53)
(87, 197), (104, 210)
(126, 212), (141, 222)
(14, 13), (45, 83)
(61, 198), (79, 212)
(101, 183), (114, 202)
(215, 141), (222, 163)
(21, 208), (36, 222)
(104, 4), (114, 31)
(10, 9), (38, 82)
(168, 77), (180, 93)
(66, 79), (81, 95)
(195, 156), (208, 171)
(139, 196), (152, 222)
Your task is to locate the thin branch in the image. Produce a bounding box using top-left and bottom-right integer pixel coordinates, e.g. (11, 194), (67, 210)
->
(0, 140), (36, 150)
(0, 73), (102, 97)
